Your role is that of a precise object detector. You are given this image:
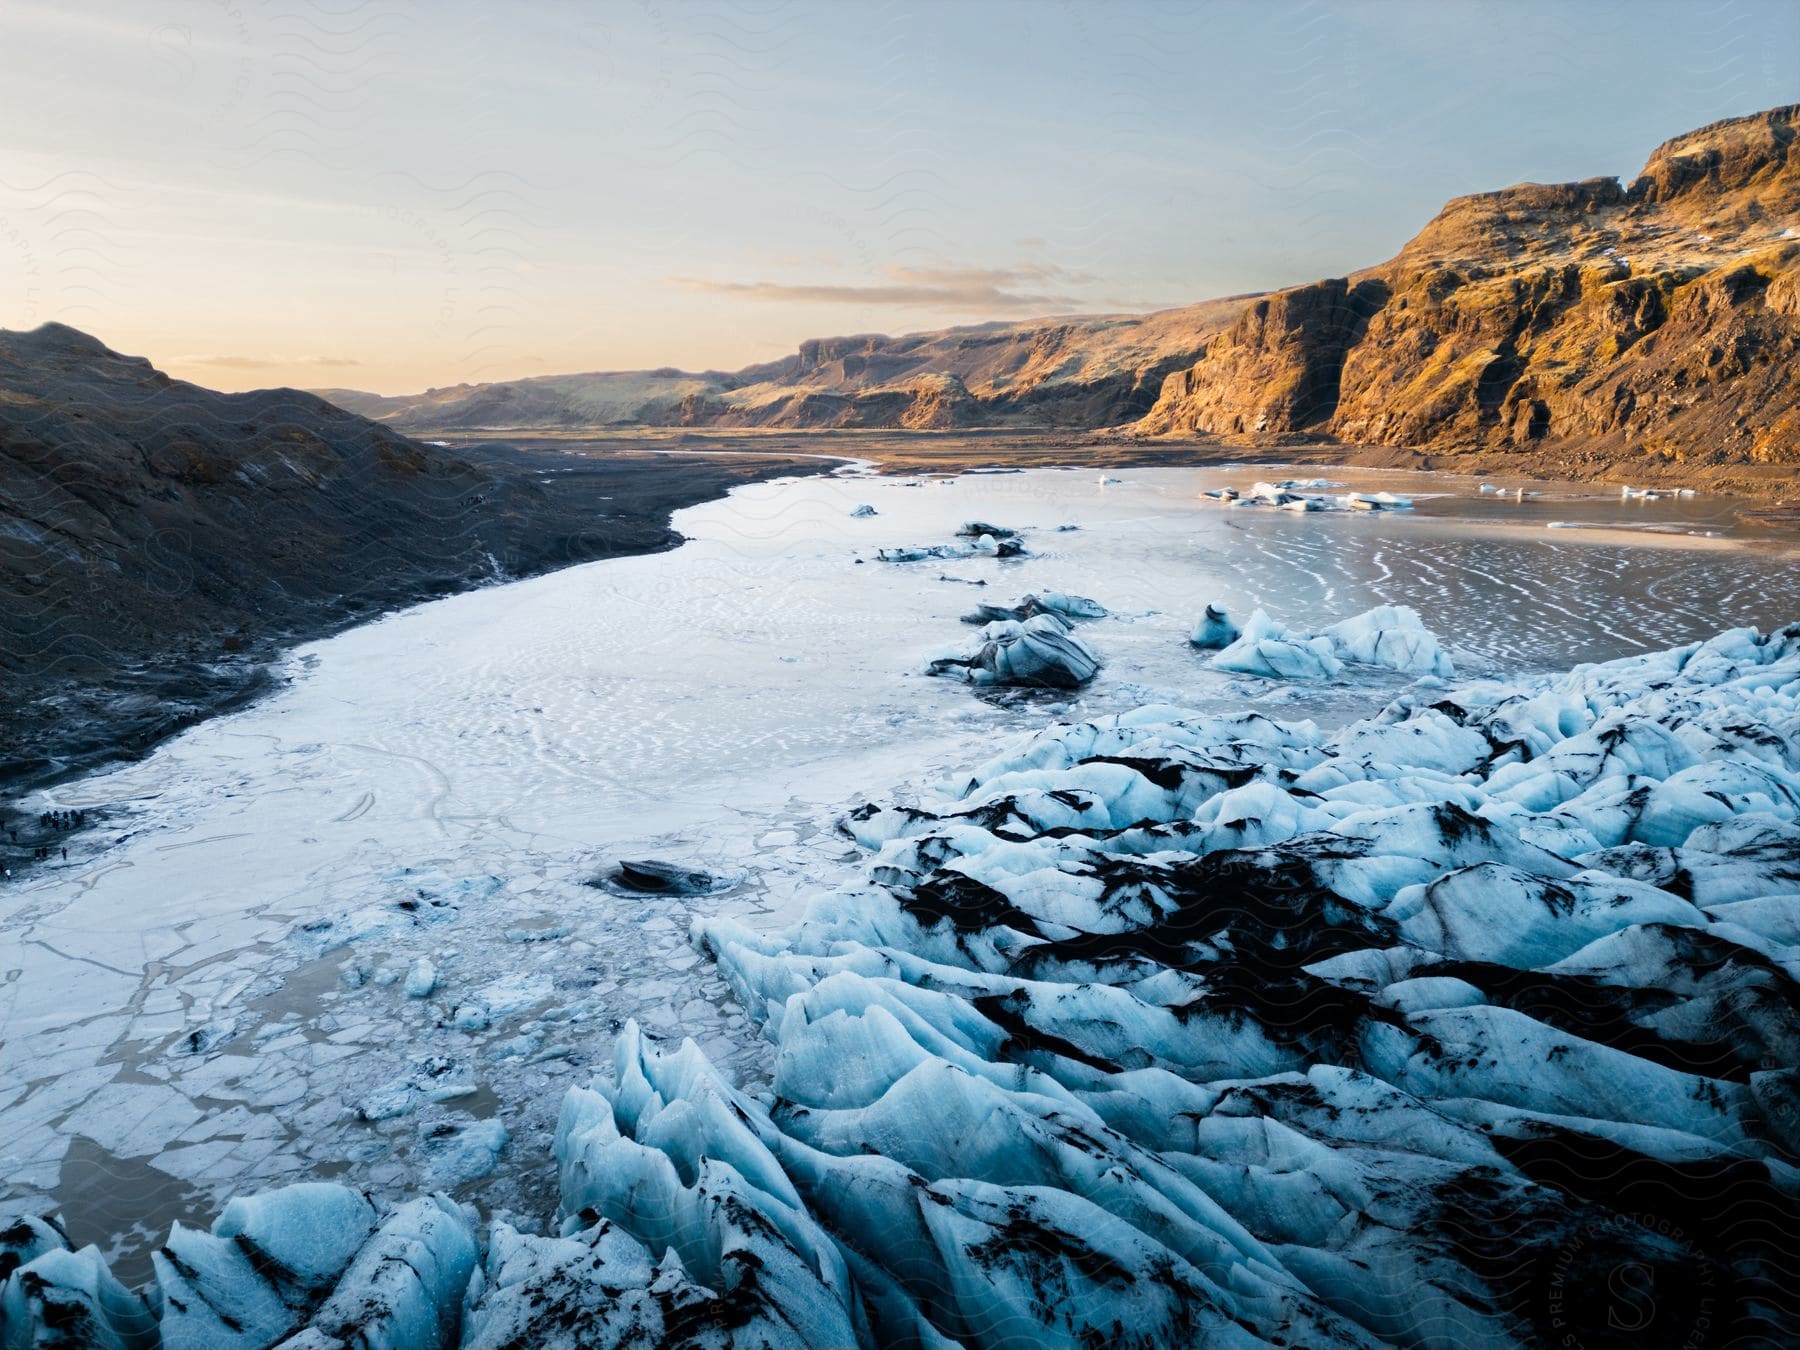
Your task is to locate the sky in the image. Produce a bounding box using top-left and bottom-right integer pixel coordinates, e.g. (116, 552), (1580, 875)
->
(1, 0), (1796, 395)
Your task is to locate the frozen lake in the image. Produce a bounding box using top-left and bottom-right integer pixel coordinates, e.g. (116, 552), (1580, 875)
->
(4, 462), (1797, 1277)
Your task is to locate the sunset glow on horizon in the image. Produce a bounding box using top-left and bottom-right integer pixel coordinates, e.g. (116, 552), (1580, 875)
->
(2, 0), (1795, 395)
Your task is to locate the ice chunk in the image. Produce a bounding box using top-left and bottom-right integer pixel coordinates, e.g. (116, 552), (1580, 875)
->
(0, 1216), (65, 1282)
(593, 857), (730, 896)
(1319, 604), (1455, 677)
(403, 958), (436, 999)
(288, 1195), (476, 1350)
(1, 1245), (156, 1350)
(955, 520), (1018, 539)
(1213, 609), (1343, 680)
(1208, 604), (1453, 679)
(964, 591), (1106, 625)
(1035, 590), (1106, 619)
(928, 613), (1100, 689)
(153, 1184), (376, 1350)
(417, 1115), (508, 1186)
(1189, 603), (1241, 650)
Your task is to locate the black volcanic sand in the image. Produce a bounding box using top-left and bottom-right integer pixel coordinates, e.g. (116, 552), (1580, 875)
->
(1, 438), (829, 872)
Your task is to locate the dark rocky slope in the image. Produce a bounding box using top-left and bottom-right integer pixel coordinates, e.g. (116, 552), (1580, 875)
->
(0, 325), (813, 796)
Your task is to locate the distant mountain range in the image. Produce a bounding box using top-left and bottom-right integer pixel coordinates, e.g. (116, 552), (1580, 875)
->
(320, 105), (1799, 477)
(315, 293), (1253, 434)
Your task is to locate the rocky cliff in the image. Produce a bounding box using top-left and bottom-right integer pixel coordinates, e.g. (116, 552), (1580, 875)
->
(1136, 105), (1800, 476)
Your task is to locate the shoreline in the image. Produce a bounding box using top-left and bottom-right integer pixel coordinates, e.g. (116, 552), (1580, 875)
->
(8, 431), (1791, 877)
(428, 423), (1800, 505)
(1, 446), (842, 879)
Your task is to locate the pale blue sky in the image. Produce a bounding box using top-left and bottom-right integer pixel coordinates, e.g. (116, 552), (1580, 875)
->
(1, 0), (1795, 392)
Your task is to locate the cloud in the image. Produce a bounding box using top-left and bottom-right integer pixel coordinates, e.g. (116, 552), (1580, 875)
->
(669, 262), (1103, 313)
(184, 354), (362, 369)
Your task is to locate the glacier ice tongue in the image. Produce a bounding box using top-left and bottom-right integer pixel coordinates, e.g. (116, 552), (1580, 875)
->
(9, 620), (1800, 1349)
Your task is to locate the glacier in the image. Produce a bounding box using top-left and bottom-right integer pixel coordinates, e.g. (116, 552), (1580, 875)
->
(6, 621), (1798, 1347)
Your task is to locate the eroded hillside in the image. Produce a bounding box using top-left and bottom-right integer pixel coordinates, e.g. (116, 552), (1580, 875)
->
(321, 107), (1799, 485)
(1137, 106), (1800, 476)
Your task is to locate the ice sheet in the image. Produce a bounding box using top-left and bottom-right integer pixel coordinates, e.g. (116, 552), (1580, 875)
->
(4, 464), (1796, 1275)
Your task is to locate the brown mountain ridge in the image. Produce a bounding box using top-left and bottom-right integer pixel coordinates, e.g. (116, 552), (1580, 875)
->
(322, 106), (1800, 490)
(1138, 105), (1800, 479)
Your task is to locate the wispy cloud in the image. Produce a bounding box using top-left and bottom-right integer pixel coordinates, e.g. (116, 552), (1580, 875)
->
(669, 262), (1102, 313)
(183, 354), (362, 370)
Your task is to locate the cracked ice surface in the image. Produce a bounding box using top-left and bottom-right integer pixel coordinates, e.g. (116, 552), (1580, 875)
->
(5, 621), (1799, 1348)
(3, 466), (1798, 1296)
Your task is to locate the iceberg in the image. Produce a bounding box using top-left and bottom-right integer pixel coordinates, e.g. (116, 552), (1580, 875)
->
(1212, 608), (1345, 680)
(1189, 602), (1242, 650)
(1199, 481), (1400, 514)
(1319, 603), (1455, 677)
(962, 591), (1106, 625)
(1207, 603), (1454, 679)
(928, 613), (1101, 689)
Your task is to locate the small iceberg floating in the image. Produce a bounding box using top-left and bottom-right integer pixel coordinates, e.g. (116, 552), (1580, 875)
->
(1199, 481), (1412, 513)
(1189, 603), (1241, 650)
(963, 591), (1107, 625)
(1205, 602), (1454, 679)
(928, 612), (1100, 689)
(879, 536), (1025, 562)
(589, 858), (738, 897)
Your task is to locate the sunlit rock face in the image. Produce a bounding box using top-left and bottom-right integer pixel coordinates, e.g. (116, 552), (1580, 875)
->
(1139, 107), (1800, 480)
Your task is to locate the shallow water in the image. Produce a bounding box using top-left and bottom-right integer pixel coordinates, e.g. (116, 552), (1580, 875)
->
(3, 462), (1796, 1279)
